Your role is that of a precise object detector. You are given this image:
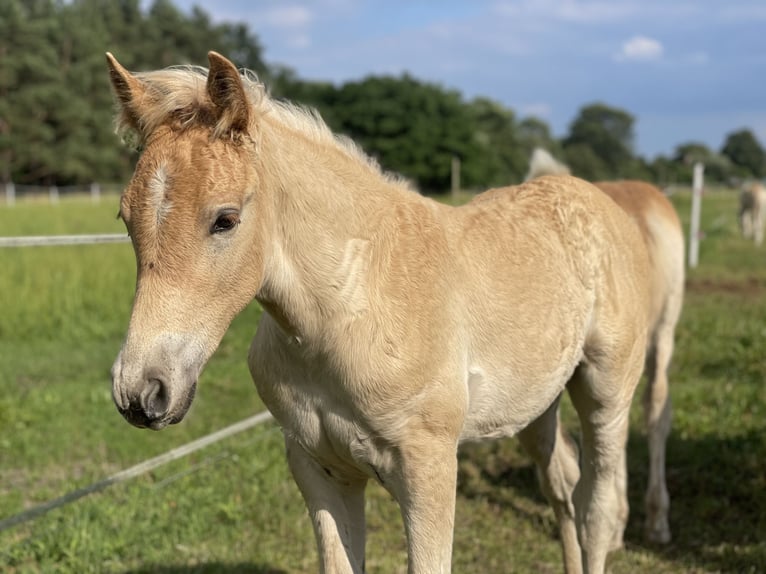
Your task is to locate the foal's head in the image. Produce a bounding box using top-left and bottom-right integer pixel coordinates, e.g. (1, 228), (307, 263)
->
(108, 52), (266, 429)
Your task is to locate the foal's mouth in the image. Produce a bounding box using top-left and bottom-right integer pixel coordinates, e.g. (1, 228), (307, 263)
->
(116, 380), (197, 430)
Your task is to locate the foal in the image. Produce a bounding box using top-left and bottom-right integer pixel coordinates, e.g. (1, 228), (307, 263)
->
(739, 181), (766, 246)
(108, 52), (651, 573)
(527, 149), (685, 544)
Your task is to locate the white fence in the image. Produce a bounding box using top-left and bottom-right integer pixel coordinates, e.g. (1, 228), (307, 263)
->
(0, 233), (130, 247)
(2, 182), (124, 205)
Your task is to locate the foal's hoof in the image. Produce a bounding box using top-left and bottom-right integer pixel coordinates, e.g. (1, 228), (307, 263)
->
(609, 533), (625, 553)
(645, 522), (671, 544)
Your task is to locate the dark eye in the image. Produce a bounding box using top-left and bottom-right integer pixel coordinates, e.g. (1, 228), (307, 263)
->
(211, 210), (240, 234)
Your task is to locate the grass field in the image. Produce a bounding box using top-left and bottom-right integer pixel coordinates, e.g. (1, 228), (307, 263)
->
(0, 188), (764, 573)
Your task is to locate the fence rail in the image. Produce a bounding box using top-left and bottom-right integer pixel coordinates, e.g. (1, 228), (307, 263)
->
(3, 182), (124, 205)
(0, 411), (274, 532)
(0, 233), (130, 248)
(1, 231), (274, 533)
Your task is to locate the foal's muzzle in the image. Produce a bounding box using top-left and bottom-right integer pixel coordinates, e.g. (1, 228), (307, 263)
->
(116, 377), (197, 430)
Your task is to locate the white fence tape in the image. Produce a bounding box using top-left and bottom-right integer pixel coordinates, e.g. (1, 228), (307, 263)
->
(0, 411), (274, 532)
(1, 232), (273, 532)
(0, 234), (129, 247)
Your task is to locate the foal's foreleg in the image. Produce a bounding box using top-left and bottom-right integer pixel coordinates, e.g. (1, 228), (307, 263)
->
(387, 435), (459, 574)
(285, 437), (367, 574)
(518, 396), (583, 574)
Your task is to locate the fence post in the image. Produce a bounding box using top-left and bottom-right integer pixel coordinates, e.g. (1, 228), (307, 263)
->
(5, 182), (14, 206)
(49, 185), (59, 204)
(90, 182), (101, 203)
(451, 156), (461, 203)
(688, 162), (704, 268)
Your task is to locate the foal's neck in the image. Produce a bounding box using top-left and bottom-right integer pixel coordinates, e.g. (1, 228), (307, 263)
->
(255, 122), (427, 342)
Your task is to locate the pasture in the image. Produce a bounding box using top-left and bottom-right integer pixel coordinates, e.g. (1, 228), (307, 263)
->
(0, 189), (764, 573)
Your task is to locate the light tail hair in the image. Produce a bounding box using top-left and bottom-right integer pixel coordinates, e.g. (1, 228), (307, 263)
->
(525, 147), (570, 181)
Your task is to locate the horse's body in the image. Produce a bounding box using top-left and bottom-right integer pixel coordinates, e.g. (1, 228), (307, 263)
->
(108, 53), (653, 574)
(527, 150), (685, 544)
(739, 182), (766, 245)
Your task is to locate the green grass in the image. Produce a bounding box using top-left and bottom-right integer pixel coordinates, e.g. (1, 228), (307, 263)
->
(0, 189), (764, 573)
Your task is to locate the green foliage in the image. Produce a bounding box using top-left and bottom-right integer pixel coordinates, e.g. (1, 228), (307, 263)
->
(0, 0), (268, 186)
(466, 97), (527, 187)
(517, 116), (564, 159)
(563, 102), (636, 179)
(669, 142), (734, 184)
(321, 74), (481, 192)
(721, 129), (766, 179)
(0, 0), (761, 192)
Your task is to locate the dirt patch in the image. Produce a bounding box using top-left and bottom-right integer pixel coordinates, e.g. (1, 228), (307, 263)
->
(685, 276), (766, 297)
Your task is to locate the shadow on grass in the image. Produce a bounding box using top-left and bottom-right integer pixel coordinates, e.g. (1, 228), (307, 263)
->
(123, 564), (286, 574)
(457, 427), (766, 572)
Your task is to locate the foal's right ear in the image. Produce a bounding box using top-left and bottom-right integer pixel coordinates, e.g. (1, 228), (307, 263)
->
(105, 52), (148, 133)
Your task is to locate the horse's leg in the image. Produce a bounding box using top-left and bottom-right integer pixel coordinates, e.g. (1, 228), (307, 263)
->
(518, 395), (583, 574)
(285, 436), (367, 574)
(642, 323), (675, 543)
(610, 435), (629, 551)
(567, 360), (640, 573)
(386, 435), (459, 574)
(755, 206), (764, 246)
(743, 210), (753, 239)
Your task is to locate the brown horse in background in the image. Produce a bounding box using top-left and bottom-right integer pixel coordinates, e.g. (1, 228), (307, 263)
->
(527, 148), (685, 544)
(107, 53), (654, 573)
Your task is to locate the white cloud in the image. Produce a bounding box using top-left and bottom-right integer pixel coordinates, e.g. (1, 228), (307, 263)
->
(685, 51), (710, 66)
(614, 35), (664, 62)
(262, 5), (313, 29)
(493, 0), (638, 23)
(521, 102), (553, 119)
(258, 5), (315, 51)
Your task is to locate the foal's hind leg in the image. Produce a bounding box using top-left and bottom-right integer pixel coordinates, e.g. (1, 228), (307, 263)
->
(568, 359), (641, 573)
(285, 437), (367, 574)
(518, 395), (583, 574)
(642, 322), (675, 543)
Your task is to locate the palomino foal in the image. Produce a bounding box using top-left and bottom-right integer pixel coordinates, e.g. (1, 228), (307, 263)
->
(108, 52), (651, 574)
(526, 148), (685, 544)
(739, 181), (766, 246)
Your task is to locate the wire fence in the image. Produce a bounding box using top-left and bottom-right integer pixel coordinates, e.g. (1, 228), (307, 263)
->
(0, 232), (275, 534)
(1, 182), (123, 205)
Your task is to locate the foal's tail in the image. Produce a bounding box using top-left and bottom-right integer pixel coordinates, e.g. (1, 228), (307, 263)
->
(525, 148), (571, 181)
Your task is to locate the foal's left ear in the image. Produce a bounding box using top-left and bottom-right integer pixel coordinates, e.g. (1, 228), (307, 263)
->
(207, 51), (250, 135)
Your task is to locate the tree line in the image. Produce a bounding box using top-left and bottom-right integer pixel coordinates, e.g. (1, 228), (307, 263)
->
(1, 0), (764, 192)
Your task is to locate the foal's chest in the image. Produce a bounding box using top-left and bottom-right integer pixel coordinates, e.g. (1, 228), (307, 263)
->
(249, 323), (390, 480)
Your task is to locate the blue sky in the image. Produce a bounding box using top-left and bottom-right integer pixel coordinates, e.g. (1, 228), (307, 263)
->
(170, 0), (766, 159)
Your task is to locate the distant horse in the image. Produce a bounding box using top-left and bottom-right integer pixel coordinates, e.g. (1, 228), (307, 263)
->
(739, 181), (766, 245)
(527, 148), (685, 544)
(107, 53), (652, 574)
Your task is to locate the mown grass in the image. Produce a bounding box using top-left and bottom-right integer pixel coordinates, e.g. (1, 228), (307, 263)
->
(0, 189), (764, 573)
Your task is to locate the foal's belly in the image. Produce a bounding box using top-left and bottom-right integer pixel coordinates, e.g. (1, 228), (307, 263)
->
(459, 361), (577, 442)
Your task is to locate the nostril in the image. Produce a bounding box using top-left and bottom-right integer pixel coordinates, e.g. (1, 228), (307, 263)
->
(140, 377), (170, 419)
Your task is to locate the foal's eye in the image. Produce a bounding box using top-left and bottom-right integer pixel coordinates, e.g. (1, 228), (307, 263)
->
(211, 210), (240, 234)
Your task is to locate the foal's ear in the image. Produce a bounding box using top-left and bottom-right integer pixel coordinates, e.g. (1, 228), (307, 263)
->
(105, 52), (147, 133)
(207, 51), (250, 135)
